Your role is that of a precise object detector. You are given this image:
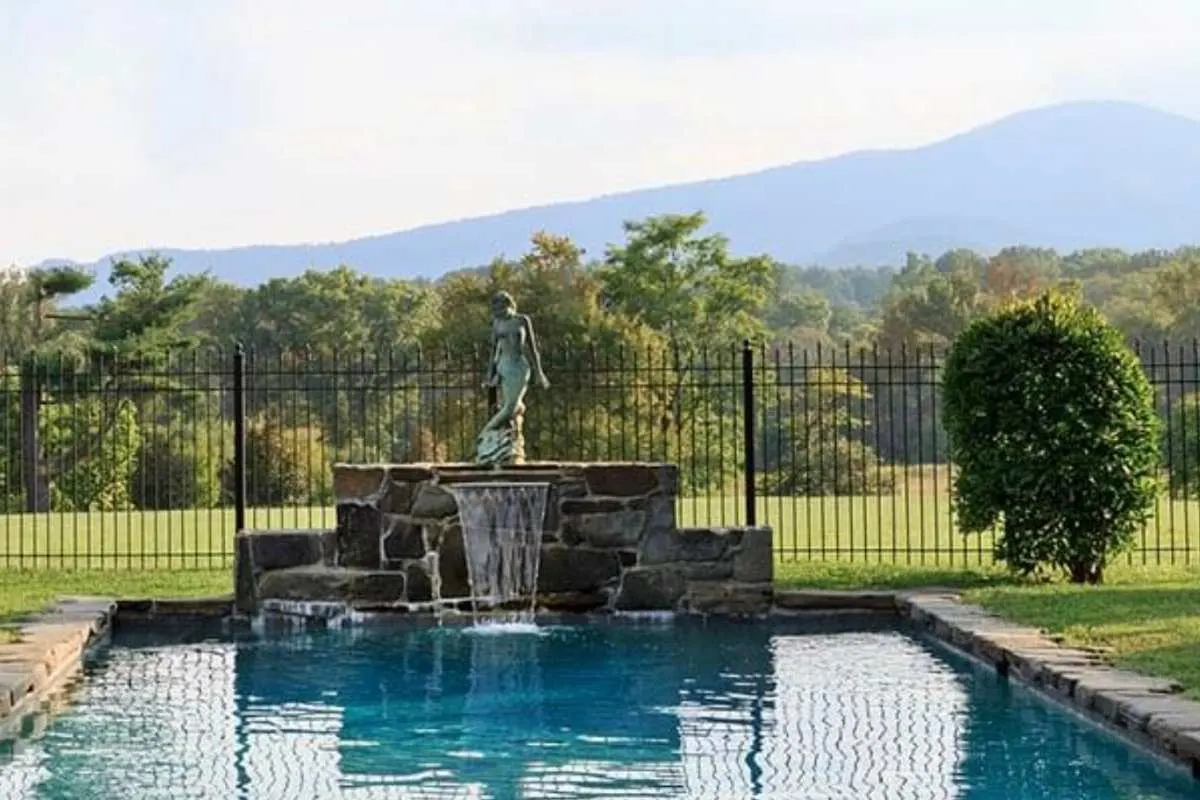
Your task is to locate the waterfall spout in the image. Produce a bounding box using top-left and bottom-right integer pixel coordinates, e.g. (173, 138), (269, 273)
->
(448, 482), (550, 616)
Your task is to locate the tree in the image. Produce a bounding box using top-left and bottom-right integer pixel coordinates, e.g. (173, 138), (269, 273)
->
(599, 212), (774, 346)
(942, 291), (1161, 583)
(129, 424), (225, 510)
(426, 231), (668, 466)
(759, 365), (893, 496)
(599, 213), (774, 488)
(228, 413), (328, 506)
(7, 266), (96, 511)
(1165, 392), (1200, 499)
(89, 255), (208, 360)
(26, 255), (208, 512)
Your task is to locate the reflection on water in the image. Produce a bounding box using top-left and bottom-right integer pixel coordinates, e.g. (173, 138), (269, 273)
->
(0, 615), (1196, 799)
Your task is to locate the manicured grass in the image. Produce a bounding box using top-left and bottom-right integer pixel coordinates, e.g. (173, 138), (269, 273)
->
(967, 574), (1200, 700)
(2, 490), (1198, 569)
(0, 569), (231, 643)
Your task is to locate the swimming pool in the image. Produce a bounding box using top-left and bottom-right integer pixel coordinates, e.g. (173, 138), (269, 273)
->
(0, 614), (1196, 799)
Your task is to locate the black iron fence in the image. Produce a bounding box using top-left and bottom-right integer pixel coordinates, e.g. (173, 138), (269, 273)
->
(1, 341), (1197, 569)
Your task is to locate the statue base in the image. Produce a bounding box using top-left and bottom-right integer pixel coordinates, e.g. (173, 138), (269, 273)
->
(475, 412), (525, 466)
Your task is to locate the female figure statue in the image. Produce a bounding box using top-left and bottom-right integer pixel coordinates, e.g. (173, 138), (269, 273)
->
(477, 291), (549, 464)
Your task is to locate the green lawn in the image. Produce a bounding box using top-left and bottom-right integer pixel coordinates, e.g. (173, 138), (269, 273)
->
(969, 576), (1200, 700)
(0, 569), (231, 643)
(1, 490), (1197, 569)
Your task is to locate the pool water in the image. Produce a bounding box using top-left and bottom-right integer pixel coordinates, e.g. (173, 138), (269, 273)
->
(0, 614), (1197, 799)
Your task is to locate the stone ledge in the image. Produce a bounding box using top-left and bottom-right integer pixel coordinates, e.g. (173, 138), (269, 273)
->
(897, 591), (1200, 779)
(0, 596), (115, 736)
(115, 596), (233, 622)
(773, 589), (898, 611)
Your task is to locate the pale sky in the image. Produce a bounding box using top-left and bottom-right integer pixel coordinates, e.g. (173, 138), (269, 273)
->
(3, 0), (1200, 265)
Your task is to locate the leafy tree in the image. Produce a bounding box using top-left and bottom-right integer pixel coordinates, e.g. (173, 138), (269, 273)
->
(599, 213), (774, 488)
(1164, 392), (1200, 499)
(942, 291), (1161, 583)
(7, 266), (96, 511)
(427, 231), (672, 467)
(229, 414), (328, 506)
(89, 255), (208, 360)
(599, 212), (774, 345)
(759, 366), (893, 496)
(129, 425), (225, 510)
(41, 397), (140, 511)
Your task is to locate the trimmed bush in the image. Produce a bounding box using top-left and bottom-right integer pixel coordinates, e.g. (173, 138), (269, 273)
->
(942, 292), (1160, 583)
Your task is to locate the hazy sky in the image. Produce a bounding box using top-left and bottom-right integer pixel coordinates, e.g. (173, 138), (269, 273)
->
(3, 0), (1200, 264)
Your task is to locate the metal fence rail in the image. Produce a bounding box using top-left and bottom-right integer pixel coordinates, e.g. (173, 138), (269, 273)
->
(0, 341), (1197, 569)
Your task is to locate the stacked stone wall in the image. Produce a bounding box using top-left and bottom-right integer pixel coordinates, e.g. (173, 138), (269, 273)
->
(235, 462), (772, 616)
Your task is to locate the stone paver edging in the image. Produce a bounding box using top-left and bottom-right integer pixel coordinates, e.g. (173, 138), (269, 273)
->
(773, 589), (1200, 779)
(0, 596), (115, 738)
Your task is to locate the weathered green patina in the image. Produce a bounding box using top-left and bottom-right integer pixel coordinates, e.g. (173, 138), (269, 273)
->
(477, 291), (549, 466)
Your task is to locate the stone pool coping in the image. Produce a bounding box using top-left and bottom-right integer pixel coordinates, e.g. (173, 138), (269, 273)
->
(3, 589), (1198, 781)
(0, 596), (116, 739)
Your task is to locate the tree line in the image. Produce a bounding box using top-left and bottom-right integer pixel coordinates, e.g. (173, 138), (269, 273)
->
(3, 212), (1198, 512)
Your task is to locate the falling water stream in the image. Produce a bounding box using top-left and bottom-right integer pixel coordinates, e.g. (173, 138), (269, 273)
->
(448, 482), (550, 629)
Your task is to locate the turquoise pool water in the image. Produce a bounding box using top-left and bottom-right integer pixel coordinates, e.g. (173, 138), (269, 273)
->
(0, 614), (1197, 799)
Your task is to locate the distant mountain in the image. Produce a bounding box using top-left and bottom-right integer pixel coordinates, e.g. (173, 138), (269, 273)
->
(36, 100), (1200, 302)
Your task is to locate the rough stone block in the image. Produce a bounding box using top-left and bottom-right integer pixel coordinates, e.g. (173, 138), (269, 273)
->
(410, 484), (459, 520)
(258, 567), (355, 603)
(538, 591), (609, 612)
(732, 527), (773, 583)
(1176, 729), (1200, 765)
(563, 509), (646, 549)
(386, 465), (436, 484)
(613, 567), (687, 611)
(336, 504), (382, 569)
(332, 465), (387, 502)
(234, 534), (257, 615)
(684, 582), (772, 616)
(378, 480), (415, 514)
(1147, 711), (1200, 755)
(537, 546), (622, 594)
(678, 562), (734, 580)
(560, 498), (624, 515)
(248, 530), (330, 571)
(404, 564), (434, 603)
(381, 517), (425, 561)
(640, 527), (731, 565)
(583, 464), (663, 497)
(773, 590), (897, 611)
(437, 523), (470, 598)
(645, 494), (675, 536)
(258, 567), (407, 606)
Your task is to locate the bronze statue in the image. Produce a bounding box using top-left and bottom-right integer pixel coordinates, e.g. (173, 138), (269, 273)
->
(476, 291), (549, 465)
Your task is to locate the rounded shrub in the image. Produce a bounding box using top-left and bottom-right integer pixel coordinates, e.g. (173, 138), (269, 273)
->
(941, 291), (1160, 583)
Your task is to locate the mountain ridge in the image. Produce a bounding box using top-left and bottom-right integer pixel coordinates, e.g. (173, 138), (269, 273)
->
(33, 100), (1200, 300)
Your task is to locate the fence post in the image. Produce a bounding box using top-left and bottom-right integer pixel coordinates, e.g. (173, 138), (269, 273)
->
(742, 339), (756, 526)
(233, 343), (248, 532)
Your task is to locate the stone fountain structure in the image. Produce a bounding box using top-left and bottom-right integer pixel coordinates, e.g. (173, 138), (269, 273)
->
(234, 292), (773, 620)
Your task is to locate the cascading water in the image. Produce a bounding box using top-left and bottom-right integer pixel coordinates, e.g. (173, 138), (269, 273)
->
(448, 482), (550, 622)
